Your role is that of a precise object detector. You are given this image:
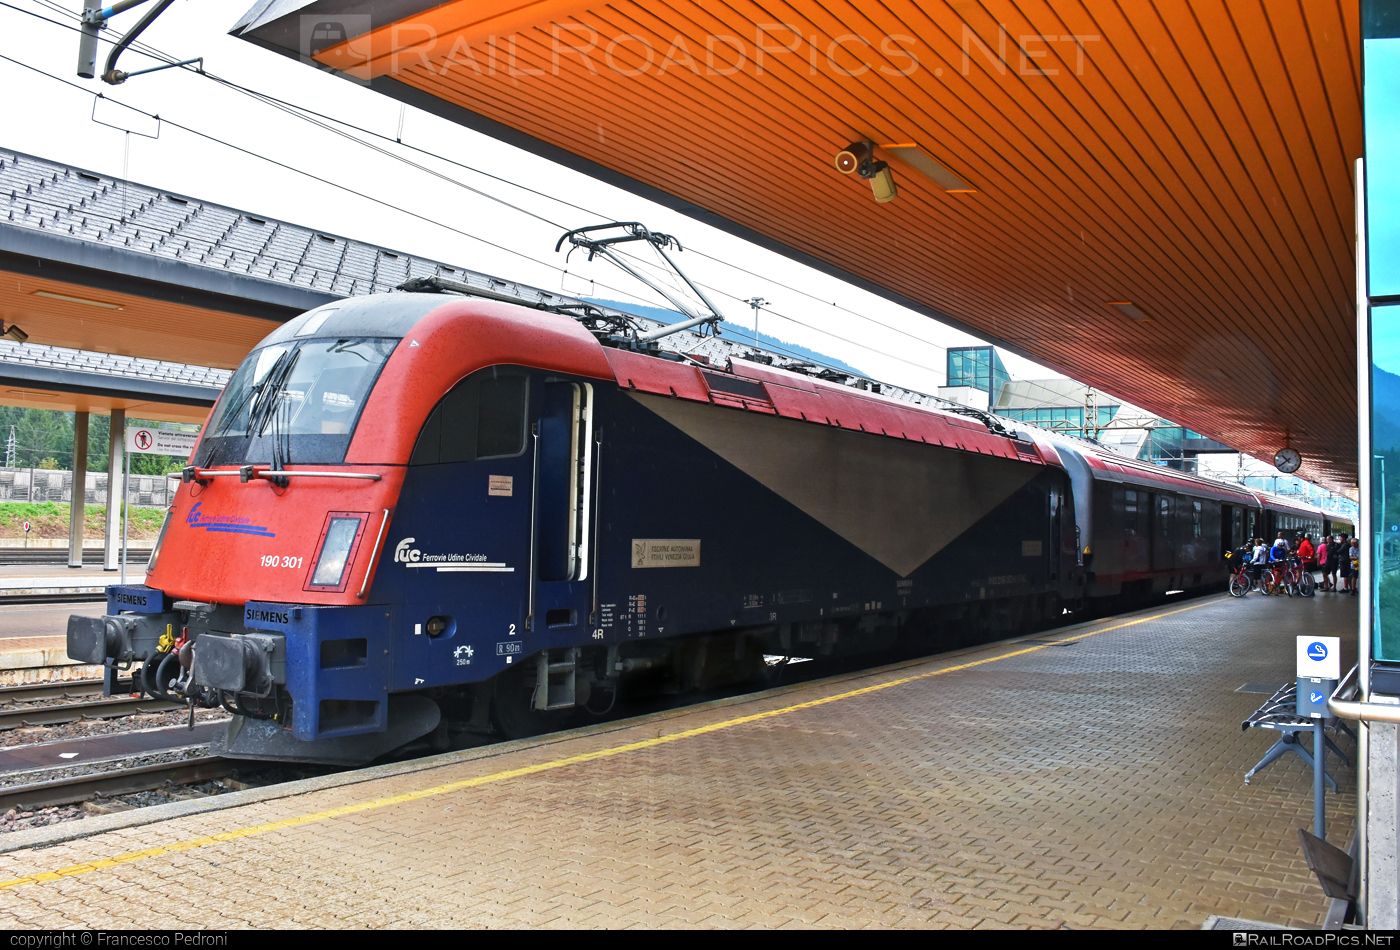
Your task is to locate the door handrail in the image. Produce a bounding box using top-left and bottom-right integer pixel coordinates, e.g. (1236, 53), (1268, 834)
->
(526, 422), (539, 632)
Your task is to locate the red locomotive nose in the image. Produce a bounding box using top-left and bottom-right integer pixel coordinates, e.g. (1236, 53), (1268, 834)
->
(149, 468), (402, 606)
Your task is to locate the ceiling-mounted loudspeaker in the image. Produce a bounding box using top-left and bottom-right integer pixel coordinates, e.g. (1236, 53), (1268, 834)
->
(868, 165), (897, 203)
(834, 141), (897, 204)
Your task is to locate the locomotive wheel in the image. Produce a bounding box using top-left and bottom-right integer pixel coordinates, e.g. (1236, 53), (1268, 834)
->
(492, 662), (574, 740)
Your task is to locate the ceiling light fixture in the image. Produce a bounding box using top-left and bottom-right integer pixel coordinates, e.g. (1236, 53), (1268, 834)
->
(2, 324), (28, 343)
(7, 390), (56, 398)
(881, 144), (977, 193)
(1107, 301), (1151, 321)
(32, 290), (122, 310)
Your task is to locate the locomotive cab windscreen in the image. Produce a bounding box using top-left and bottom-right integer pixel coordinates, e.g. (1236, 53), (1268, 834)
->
(195, 336), (399, 467)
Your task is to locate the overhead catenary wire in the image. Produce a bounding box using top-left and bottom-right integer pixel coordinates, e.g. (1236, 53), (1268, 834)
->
(2, 0), (1099, 411)
(0, 2), (982, 370)
(0, 11), (1357, 508)
(0, 3), (1137, 411)
(0, 44), (965, 389)
(4, 0), (1282, 440)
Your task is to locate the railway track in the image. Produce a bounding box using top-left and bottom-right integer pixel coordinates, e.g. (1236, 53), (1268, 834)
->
(0, 680), (103, 703)
(0, 551), (148, 567)
(0, 756), (236, 812)
(0, 694), (179, 730)
(0, 591), (106, 606)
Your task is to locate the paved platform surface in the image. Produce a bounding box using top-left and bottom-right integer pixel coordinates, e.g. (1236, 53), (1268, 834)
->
(0, 591), (1359, 929)
(0, 604), (102, 644)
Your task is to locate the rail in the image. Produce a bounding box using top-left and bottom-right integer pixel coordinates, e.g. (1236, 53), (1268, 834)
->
(0, 679), (102, 703)
(0, 694), (178, 730)
(1327, 665), (1400, 724)
(0, 756), (235, 811)
(0, 592), (105, 605)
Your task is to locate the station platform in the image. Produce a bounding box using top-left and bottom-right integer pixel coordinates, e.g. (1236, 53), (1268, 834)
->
(0, 568), (116, 593)
(0, 591), (1359, 929)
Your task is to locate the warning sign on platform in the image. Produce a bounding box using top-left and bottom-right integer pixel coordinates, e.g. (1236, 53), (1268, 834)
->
(125, 426), (199, 457)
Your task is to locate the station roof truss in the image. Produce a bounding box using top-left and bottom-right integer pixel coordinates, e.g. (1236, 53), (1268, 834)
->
(234, 0), (1363, 491)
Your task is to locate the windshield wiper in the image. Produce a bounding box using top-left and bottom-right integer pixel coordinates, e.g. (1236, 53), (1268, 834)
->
(250, 348), (300, 441)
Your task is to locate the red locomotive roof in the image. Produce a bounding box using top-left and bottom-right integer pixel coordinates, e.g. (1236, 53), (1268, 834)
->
(605, 350), (1043, 465)
(347, 297), (614, 465)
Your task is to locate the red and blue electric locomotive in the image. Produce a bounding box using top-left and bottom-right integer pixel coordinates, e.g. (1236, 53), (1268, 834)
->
(66, 286), (1330, 764)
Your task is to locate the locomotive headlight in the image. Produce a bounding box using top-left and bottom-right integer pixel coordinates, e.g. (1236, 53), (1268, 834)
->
(311, 517), (360, 587)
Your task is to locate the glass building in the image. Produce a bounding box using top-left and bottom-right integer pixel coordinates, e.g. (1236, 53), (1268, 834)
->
(946, 346), (1010, 399)
(998, 405), (1118, 432)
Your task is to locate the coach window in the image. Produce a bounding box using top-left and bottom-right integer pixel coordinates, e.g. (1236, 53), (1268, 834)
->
(410, 368), (529, 465)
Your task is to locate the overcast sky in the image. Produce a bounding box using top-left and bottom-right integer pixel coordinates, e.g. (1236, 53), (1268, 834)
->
(0, 0), (1067, 394)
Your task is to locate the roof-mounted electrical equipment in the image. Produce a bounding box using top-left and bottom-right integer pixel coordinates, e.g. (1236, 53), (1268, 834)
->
(555, 222), (726, 345)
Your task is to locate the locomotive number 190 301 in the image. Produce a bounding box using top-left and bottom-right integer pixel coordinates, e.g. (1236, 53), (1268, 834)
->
(260, 555), (305, 569)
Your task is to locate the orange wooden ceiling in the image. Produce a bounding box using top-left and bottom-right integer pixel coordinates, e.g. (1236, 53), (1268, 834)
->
(0, 271), (274, 369)
(0, 271), (272, 422)
(316, 0), (1363, 490)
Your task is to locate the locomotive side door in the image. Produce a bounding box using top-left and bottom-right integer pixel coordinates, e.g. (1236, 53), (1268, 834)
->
(530, 379), (595, 634)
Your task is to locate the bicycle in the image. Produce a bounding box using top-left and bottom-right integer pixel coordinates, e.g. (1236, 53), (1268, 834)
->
(1226, 551), (1252, 597)
(1271, 557), (1316, 597)
(1292, 558), (1316, 597)
(1229, 563), (1252, 597)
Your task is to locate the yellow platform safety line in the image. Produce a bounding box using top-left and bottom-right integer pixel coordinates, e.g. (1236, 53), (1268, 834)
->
(0, 597), (1218, 892)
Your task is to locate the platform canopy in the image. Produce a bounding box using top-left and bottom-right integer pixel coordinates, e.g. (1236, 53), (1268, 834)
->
(0, 148), (589, 421)
(236, 0), (1363, 490)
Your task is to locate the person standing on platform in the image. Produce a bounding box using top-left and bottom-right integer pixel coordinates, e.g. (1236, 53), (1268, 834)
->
(1251, 537), (1268, 587)
(1349, 537), (1361, 596)
(1298, 534), (1316, 578)
(1340, 535), (1354, 593)
(1316, 534), (1331, 590)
